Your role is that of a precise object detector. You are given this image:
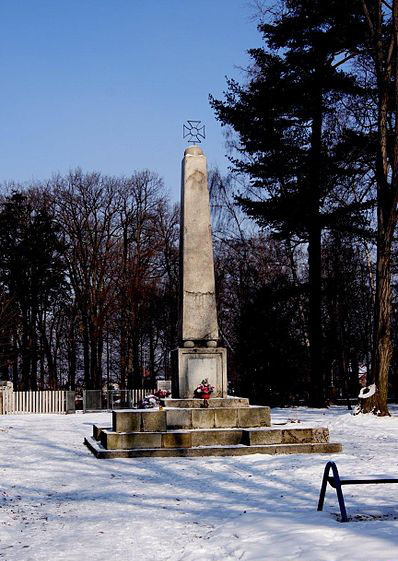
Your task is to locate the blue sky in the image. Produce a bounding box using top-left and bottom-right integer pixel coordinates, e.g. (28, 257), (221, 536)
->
(0, 0), (264, 200)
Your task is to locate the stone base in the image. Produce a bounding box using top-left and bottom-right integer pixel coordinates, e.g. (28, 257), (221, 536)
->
(85, 398), (343, 459)
(85, 436), (342, 458)
(171, 347), (227, 398)
(85, 393), (342, 459)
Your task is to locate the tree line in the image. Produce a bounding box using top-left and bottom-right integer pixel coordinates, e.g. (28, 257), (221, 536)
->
(0, 167), (383, 406)
(0, 165), (395, 409)
(0, 171), (179, 391)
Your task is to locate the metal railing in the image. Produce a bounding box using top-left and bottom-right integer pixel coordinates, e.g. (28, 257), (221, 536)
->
(82, 389), (156, 413)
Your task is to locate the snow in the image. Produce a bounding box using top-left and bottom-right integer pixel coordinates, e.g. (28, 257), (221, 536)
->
(1, 406), (398, 561)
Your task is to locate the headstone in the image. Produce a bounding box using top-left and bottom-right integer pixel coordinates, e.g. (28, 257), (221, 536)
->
(172, 146), (227, 398)
(0, 381), (13, 390)
(0, 381), (13, 415)
(157, 380), (172, 393)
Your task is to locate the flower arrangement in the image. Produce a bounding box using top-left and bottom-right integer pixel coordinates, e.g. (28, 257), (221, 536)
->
(154, 389), (171, 399)
(193, 378), (215, 399)
(138, 388), (171, 409)
(139, 394), (158, 409)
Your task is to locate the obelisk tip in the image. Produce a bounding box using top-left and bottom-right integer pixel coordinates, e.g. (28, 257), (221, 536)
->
(184, 145), (204, 157)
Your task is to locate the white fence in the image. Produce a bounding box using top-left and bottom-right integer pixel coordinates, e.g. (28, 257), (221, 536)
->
(1, 390), (67, 415)
(0, 388), (158, 414)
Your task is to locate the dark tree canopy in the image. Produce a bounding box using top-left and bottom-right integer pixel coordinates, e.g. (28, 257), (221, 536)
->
(211, 0), (373, 406)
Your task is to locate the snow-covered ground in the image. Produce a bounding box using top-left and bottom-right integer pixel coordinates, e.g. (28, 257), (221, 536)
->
(1, 406), (398, 561)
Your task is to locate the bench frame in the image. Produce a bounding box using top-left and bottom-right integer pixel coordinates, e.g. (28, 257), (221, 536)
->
(317, 461), (398, 522)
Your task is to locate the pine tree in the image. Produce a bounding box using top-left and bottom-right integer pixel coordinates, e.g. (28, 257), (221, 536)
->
(211, 0), (370, 406)
(0, 192), (66, 389)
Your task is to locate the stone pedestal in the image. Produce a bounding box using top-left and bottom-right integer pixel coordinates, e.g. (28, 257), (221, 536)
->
(172, 347), (227, 399)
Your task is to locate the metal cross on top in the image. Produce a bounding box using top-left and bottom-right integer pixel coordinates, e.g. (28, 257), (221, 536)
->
(183, 120), (206, 144)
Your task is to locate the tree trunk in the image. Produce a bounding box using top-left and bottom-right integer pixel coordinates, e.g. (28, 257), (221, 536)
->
(21, 312), (30, 390)
(359, 0), (398, 414)
(82, 314), (91, 389)
(12, 332), (18, 389)
(67, 328), (77, 391)
(131, 331), (141, 388)
(308, 222), (324, 406)
(97, 329), (103, 389)
(365, 224), (393, 415)
(41, 330), (57, 389)
(89, 320), (98, 390)
(308, 85), (325, 407)
(119, 315), (127, 390)
(39, 350), (45, 390)
(30, 304), (38, 390)
(127, 336), (134, 389)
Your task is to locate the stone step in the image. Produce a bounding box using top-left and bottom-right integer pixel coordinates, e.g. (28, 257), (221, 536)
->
(85, 436), (342, 458)
(112, 405), (271, 433)
(97, 426), (330, 450)
(162, 397), (249, 408)
(242, 427), (330, 446)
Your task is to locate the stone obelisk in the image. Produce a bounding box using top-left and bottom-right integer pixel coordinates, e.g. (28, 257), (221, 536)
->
(172, 145), (227, 398)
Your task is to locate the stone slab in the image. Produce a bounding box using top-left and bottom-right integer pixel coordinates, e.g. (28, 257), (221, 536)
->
(242, 428), (283, 445)
(163, 397), (249, 409)
(141, 410), (167, 432)
(85, 436), (343, 458)
(282, 428), (329, 444)
(112, 409), (167, 433)
(242, 427), (329, 446)
(92, 424), (110, 441)
(192, 408), (215, 429)
(113, 410), (141, 433)
(162, 432), (192, 448)
(191, 429), (243, 447)
(237, 406), (271, 428)
(214, 408), (238, 428)
(166, 408), (193, 429)
(100, 430), (162, 450)
(311, 428), (330, 443)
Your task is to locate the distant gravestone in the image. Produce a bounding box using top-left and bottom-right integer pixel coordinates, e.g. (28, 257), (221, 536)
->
(0, 381), (13, 390)
(0, 381), (13, 415)
(156, 380), (172, 393)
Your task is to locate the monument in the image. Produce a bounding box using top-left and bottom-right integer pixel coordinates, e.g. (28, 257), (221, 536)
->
(84, 142), (342, 458)
(172, 145), (227, 398)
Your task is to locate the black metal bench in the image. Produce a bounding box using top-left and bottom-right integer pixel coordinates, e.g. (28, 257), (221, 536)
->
(317, 461), (398, 522)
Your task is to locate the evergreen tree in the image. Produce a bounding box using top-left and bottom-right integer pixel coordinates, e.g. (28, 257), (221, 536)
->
(211, 0), (370, 406)
(0, 192), (66, 389)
